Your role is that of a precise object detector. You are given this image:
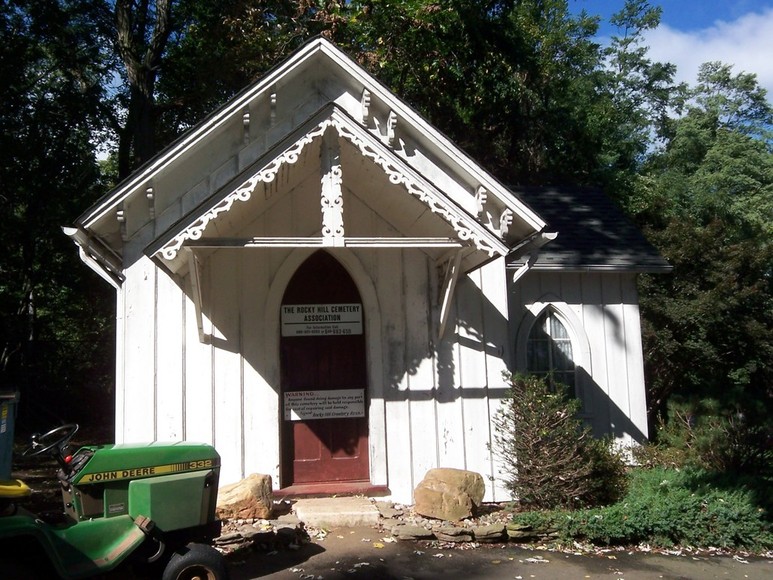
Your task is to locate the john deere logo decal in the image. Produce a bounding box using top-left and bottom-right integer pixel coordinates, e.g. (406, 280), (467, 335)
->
(81, 459), (217, 483)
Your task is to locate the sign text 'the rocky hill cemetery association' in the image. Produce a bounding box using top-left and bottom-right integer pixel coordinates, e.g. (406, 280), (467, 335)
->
(281, 303), (363, 336)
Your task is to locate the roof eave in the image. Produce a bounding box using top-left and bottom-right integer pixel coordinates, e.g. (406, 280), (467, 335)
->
(77, 38), (332, 229)
(507, 263), (673, 274)
(78, 37), (545, 236)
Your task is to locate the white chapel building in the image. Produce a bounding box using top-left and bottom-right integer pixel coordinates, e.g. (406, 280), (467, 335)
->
(66, 38), (670, 504)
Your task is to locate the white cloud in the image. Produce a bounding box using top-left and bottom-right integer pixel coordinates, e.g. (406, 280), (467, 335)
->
(643, 7), (773, 101)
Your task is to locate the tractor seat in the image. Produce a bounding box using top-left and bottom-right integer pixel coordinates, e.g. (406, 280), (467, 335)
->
(0, 479), (31, 500)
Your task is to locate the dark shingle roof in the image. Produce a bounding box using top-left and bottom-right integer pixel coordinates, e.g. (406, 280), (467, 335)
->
(509, 187), (671, 273)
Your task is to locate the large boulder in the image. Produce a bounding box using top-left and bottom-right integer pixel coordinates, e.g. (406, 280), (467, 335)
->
(413, 468), (485, 521)
(216, 473), (273, 520)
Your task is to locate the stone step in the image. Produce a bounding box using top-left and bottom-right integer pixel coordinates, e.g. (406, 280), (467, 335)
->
(293, 496), (380, 528)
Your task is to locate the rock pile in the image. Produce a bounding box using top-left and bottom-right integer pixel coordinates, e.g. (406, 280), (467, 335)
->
(212, 469), (553, 555)
(215, 505), (309, 554)
(214, 497), (557, 556)
(375, 500), (542, 545)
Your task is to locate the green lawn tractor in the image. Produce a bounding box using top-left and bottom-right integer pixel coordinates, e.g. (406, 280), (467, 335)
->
(1, 404), (229, 579)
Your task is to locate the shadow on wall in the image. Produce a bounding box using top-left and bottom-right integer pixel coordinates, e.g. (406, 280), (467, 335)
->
(168, 248), (646, 446)
(512, 303), (647, 444)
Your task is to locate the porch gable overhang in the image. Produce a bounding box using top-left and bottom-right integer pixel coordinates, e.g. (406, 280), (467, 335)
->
(145, 104), (535, 277)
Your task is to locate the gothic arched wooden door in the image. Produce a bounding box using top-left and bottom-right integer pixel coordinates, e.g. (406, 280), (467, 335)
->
(280, 251), (369, 485)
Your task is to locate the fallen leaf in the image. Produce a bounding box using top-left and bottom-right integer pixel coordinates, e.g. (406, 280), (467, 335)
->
(373, 542), (385, 549)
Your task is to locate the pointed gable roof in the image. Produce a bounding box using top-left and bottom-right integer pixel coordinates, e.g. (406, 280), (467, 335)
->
(71, 37), (548, 279)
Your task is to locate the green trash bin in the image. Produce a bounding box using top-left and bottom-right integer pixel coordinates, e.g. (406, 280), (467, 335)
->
(0, 391), (20, 481)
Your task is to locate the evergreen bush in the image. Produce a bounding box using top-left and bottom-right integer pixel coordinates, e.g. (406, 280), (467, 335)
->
(491, 373), (627, 510)
(633, 400), (772, 477)
(510, 467), (773, 551)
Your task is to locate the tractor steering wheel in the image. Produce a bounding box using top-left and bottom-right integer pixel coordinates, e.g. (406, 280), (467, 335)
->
(22, 424), (80, 461)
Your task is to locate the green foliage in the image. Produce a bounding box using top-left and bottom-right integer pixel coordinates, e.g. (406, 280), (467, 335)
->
(602, 1), (683, 170)
(492, 373), (627, 510)
(632, 401), (772, 478)
(638, 217), (773, 414)
(634, 62), (773, 450)
(0, 1), (115, 428)
(338, 0), (610, 185)
(157, 0), (332, 142)
(510, 467), (773, 551)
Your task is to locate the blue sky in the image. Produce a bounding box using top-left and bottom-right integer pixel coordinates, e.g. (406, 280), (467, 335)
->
(569, 1), (773, 100)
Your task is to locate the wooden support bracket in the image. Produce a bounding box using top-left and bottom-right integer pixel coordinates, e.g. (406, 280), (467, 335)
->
(437, 250), (463, 341)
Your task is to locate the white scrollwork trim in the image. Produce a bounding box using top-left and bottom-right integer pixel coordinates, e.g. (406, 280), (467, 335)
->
(158, 111), (503, 261)
(361, 89), (371, 125)
(475, 186), (487, 216)
(332, 119), (501, 257)
(321, 143), (344, 239)
(159, 120), (333, 260)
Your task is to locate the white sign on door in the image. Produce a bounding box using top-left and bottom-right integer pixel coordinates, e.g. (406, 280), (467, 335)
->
(281, 303), (362, 337)
(284, 389), (365, 421)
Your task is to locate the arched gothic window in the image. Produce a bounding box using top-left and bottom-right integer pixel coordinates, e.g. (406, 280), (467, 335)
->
(527, 310), (576, 395)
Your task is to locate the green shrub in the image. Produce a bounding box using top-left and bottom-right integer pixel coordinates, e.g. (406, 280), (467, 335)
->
(635, 400), (772, 476)
(491, 373), (628, 510)
(510, 467), (773, 551)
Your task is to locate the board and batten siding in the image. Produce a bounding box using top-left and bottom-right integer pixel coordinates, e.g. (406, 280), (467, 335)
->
(509, 271), (649, 446)
(116, 226), (514, 504)
(116, 251), (648, 504)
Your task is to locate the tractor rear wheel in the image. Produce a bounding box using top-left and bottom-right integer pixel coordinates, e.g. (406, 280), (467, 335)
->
(161, 542), (229, 580)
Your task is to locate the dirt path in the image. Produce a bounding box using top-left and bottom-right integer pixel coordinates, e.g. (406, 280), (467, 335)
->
(226, 525), (772, 580)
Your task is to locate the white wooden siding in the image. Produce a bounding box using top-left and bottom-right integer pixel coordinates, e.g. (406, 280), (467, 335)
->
(117, 182), (648, 506)
(118, 260), (648, 505)
(155, 269), (184, 441)
(510, 271), (649, 444)
(119, 256), (156, 442)
(119, 220), (518, 503)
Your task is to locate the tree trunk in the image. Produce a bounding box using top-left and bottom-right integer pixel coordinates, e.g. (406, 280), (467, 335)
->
(114, 0), (171, 177)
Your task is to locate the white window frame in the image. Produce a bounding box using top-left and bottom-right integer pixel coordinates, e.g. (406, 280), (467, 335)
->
(527, 309), (576, 394)
(514, 296), (592, 414)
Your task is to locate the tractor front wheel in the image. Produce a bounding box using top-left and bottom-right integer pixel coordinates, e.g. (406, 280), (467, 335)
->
(161, 542), (229, 580)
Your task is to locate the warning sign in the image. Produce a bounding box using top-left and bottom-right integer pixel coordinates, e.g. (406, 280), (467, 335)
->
(284, 389), (365, 421)
(281, 303), (362, 337)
